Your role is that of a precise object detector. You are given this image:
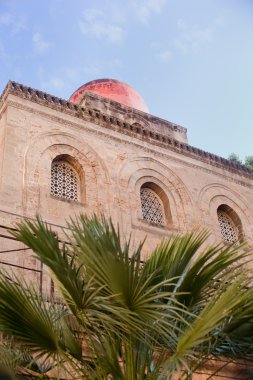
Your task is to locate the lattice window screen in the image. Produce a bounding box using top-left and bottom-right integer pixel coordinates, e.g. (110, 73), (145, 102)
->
(140, 188), (165, 225)
(217, 210), (239, 244)
(51, 161), (79, 201)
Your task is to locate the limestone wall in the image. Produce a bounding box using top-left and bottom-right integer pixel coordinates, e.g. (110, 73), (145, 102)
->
(0, 90), (253, 257)
(0, 84), (253, 379)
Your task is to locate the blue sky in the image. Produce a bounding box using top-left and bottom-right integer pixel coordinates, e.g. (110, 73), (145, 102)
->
(0, 0), (253, 160)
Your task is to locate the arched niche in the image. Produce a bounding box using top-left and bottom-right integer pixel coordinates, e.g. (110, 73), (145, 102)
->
(22, 132), (111, 222)
(198, 183), (253, 245)
(117, 157), (195, 237)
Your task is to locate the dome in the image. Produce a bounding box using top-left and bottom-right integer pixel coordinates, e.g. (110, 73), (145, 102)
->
(69, 79), (149, 113)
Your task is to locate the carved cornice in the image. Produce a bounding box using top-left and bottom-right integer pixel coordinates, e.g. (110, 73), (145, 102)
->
(1, 80), (253, 180)
(5, 99), (253, 190)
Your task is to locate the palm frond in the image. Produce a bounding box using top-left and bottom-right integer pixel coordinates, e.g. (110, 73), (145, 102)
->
(5, 214), (253, 379)
(0, 272), (82, 360)
(144, 230), (250, 308)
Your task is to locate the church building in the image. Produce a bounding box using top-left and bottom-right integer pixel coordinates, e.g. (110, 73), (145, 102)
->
(0, 78), (252, 378)
(0, 78), (252, 250)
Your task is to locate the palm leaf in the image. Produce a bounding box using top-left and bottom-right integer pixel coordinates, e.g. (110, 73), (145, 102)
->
(5, 214), (253, 379)
(0, 272), (82, 360)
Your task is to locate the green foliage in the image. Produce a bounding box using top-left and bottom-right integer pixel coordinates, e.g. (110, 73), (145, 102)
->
(245, 155), (253, 170)
(0, 215), (252, 379)
(228, 153), (253, 170)
(228, 152), (242, 164)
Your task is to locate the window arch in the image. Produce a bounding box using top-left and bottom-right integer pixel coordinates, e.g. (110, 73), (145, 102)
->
(217, 204), (242, 244)
(140, 182), (171, 226)
(51, 155), (81, 201)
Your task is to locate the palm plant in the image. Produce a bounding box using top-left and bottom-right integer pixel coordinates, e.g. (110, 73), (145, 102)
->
(0, 215), (252, 379)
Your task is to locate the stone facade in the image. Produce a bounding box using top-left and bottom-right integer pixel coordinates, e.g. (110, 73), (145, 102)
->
(0, 80), (253, 379)
(1, 81), (253, 251)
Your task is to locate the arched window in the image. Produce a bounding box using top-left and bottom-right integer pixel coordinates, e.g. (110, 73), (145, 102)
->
(140, 183), (167, 225)
(217, 205), (242, 244)
(51, 159), (80, 201)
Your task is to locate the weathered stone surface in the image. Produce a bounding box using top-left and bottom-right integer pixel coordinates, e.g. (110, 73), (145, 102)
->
(0, 81), (253, 378)
(1, 82), (253, 249)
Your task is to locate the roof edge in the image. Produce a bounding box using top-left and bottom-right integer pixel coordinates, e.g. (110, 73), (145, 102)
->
(1, 80), (253, 180)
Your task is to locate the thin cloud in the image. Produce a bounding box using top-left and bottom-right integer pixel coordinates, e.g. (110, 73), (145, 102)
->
(64, 59), (122, 79)
(174, 19), (221, 54)
(0, 41), (7, 62)
(79, 8), (124, 43)
(131, 0), (167, 25)
(41, 77), (65, 93)
(33, 33), (51, 54)
(177, 18), (187, 30)
(63, 65), (102, 81)
(0, 12), (27, 35)
(39, 58), (122, 95)
(11, 15), (27, 35)
(214, 15), (225, 26)
(156, 50), (173, 63)
(0, 12), (13, 25)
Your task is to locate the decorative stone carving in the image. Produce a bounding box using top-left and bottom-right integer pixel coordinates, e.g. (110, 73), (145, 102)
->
(217, 210), (239, 244)
(51, 161), (79, 201)
(140, 188), (165, 225)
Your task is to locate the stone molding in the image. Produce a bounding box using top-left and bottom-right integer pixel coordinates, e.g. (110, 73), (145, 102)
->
(1, 80), (253, 180)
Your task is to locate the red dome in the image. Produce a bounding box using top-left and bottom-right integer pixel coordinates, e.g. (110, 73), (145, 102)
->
(69, 79), (149, 113)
